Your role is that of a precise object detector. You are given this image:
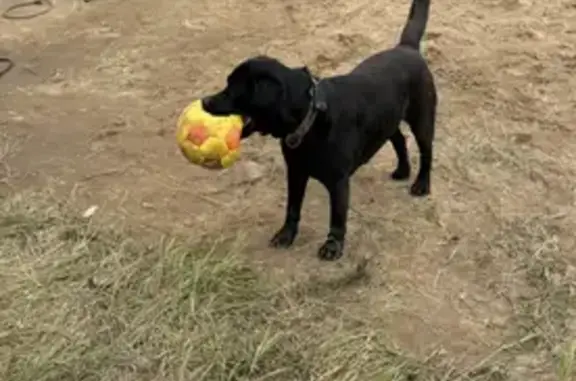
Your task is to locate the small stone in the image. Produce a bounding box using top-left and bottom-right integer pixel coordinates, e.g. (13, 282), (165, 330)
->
(82, 205), (98, 218)
(243, 160), (266, 182)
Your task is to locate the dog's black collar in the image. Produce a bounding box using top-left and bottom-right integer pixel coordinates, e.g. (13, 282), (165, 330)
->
(284, 74), (327, 149)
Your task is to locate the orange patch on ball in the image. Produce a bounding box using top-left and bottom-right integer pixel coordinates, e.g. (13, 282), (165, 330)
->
(225, 128), (241, 150)
(187, 124), (208, 146)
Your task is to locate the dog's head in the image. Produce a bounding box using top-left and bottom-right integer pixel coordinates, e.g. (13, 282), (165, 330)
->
(202, 55), (313, 139)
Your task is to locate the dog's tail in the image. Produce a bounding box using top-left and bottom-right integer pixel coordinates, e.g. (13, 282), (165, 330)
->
(398, 0), (431, 50)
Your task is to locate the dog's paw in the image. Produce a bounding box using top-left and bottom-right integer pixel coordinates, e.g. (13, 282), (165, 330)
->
(317, 238), (344, 261)
(410, 179), (430, 197)
(390, 165), (411, 181)
(269, 226), (297, 248)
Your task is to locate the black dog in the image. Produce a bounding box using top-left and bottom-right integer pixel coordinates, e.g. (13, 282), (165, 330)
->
(203, 0), (436, 261)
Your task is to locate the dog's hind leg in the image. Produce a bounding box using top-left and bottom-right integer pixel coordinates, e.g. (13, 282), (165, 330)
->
(390, 129), (411, 180)
(405, 93), (436, 196)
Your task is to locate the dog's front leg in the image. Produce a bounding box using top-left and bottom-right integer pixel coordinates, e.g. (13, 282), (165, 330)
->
(269, 165), (309, 248)
(318, 177), (350, 261)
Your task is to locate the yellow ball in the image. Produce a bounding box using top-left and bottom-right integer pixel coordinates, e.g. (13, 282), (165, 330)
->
(176, 100), (243, 170)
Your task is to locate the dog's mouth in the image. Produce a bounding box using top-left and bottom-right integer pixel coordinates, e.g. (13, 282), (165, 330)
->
(241, 116), (269, 138)
(241, 116), (255, 138)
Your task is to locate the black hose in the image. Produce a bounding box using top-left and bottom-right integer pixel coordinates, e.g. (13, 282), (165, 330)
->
(2, 0), (54, 20)
(0, 58), (14, 79)
(1, 0), (55, 79)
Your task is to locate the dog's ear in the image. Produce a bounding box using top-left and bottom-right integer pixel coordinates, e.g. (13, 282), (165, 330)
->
(252, 76), (298, 126)
(251, 76), (283, 108)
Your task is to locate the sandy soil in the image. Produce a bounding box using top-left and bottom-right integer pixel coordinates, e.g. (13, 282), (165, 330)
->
(1, 0), (575, 377)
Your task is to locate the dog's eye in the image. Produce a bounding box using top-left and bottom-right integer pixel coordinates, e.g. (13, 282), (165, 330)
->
(222, 87), (240, 104)
(244, 80), (256, 96)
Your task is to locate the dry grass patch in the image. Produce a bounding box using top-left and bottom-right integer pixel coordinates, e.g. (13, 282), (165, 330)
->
(0, 191), (432, 381)
(474, 213), (576, 381)
(1, 195), (573, 381)
(0, 190), (574, 381)
(0, 127), (19, 189)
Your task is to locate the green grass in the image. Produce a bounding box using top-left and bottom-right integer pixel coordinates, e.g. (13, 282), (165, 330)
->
(0, 192), (425, 381)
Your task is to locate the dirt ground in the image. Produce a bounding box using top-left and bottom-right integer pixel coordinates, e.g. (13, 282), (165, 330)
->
(1, 0), (576, 378)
